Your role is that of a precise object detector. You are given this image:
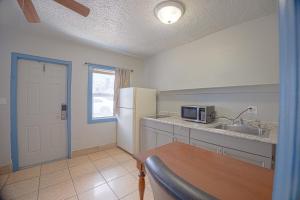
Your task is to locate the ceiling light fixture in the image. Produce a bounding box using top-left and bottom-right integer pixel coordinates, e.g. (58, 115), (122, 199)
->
(155, 1), (184, 25)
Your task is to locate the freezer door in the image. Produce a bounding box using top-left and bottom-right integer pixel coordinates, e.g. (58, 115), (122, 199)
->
(117, 107), (134, 154)
(119, 88), (135, 109)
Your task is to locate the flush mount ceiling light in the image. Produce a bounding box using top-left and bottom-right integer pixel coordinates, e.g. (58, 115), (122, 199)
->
(155, 1), (185, 24)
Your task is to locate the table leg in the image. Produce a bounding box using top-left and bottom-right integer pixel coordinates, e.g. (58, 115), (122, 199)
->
(138, 166), (145, 200)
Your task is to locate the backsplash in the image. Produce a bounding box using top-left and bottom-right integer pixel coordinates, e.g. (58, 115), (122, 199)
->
(157, 84), (279, 123)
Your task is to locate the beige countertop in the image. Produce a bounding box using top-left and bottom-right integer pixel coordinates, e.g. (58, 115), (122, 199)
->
(142, 116), (277, 144)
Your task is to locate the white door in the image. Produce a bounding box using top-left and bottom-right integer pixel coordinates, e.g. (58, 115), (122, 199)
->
(17, 60), (68, 167)
(117, 107), (134, 153)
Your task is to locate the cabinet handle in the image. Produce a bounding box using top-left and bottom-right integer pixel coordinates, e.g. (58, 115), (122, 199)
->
(220, 147), (224, 154)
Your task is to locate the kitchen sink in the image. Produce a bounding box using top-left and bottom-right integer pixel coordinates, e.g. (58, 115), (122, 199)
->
(214, 124), (269, 137)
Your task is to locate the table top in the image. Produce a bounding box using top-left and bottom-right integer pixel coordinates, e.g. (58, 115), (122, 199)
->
(134, 142), (274, 200)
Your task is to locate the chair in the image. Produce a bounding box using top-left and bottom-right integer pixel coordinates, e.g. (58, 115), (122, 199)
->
(145, 156), (218, 200)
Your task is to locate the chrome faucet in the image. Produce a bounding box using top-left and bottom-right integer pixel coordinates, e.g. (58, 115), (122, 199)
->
(239, 118), (244, 125)
(217, 107), (252, 125)
(232, 118), (244, 125)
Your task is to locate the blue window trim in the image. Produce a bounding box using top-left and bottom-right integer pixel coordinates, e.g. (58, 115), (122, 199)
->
(87, 64), (117, 124)
(11, 52), (72, 171)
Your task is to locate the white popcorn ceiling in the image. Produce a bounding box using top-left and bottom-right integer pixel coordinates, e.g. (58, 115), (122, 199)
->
(0, 0), (276, 58)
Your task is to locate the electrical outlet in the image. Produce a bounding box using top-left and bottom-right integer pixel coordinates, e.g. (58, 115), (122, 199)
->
(247, 105), (258, 114)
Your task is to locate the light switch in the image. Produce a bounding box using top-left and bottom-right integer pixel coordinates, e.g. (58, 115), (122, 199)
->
(0, 98), (7, 105)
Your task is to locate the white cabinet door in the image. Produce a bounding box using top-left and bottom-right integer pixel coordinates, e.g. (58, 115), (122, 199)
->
(156, 130), (173, 147)
(173, 135), (189, 144)
(174, 125), (189, 137)
(143, 120), (173, 133)
(141, 126), (157, 151)
(222, 147), (272, 168)
(190, 139), (221, 153)
(190, 128), (273, 158)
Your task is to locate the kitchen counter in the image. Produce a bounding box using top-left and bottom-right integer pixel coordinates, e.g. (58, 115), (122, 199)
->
(142, 116), (277, 144)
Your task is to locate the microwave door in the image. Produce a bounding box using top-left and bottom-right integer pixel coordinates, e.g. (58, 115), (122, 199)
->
(181, 107), (198, 120)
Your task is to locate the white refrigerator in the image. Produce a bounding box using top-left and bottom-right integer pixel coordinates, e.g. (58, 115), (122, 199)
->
(117, 87), (156, 154)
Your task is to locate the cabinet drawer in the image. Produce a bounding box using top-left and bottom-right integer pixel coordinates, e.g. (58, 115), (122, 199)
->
(142, 119), (173, 133)
(174, 125), (189, 137)
(190, 129), (273, 158)
(174, 135), (189, 144)
(222, 147), (272, 168)
(190, 139), (221, 153)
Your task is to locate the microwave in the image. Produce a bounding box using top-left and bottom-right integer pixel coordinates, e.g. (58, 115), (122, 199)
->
(181, 105), (215, 123)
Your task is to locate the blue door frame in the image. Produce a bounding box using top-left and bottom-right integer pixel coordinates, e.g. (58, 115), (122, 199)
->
(273, 0), (300, 199)
(10, 52), (72, 171)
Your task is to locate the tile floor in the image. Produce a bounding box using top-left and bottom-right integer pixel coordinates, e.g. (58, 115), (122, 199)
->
(0, 147), (154, 200)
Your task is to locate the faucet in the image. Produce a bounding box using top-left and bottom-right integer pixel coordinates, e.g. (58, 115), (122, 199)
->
(216, 107), (252, 125)
(232, 118), (244, 125)
(239, 118), (244, 125)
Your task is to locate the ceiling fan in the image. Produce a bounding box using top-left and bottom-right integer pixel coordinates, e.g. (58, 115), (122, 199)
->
(17, 0), (90, 23)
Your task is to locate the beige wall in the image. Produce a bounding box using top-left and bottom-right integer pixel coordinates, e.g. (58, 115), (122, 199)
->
(144, 15), (279, 91)
(0, 27), (144, 166)
(157, 84), (279, 123)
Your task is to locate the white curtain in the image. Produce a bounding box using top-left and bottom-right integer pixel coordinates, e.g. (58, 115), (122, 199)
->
(113, 68), (131, 115)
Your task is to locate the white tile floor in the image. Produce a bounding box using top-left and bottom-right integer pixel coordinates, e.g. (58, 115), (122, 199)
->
(0, 147), (154, 200)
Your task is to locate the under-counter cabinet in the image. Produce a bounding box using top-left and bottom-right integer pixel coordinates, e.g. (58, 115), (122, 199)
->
(140, 119), (275, 169)
(190, 128), (273, 168)
(190, 138), (272, 168)
(222, 147), (272, 168)
(141, 126), (157, 151)
(173, 125), (190, 144)
(141, 120), (191, 150)
(190, 138), (221, 153)
(141, 120), (175, 151)
(156, 130), (173, 146)
(173, 134), (189, 144)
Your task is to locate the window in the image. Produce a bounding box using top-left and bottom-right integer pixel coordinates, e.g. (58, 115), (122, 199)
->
(88, 64), (116, 123)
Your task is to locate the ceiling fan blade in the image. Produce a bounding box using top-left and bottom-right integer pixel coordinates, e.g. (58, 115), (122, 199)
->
(54, 0), (90, 17)
(17, 0), (40, 23)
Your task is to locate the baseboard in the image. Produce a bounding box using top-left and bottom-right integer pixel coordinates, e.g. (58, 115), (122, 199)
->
(72, 143), (116, 158)
(0, 164), (12, 175)
(0, 144), (117, 174)
(97, 143), (117, 151)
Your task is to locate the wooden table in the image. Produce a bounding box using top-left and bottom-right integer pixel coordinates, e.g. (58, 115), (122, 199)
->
(133, 142), (274, 200)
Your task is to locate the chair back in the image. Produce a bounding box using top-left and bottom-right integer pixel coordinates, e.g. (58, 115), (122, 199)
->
(145, 155), (218, 200)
